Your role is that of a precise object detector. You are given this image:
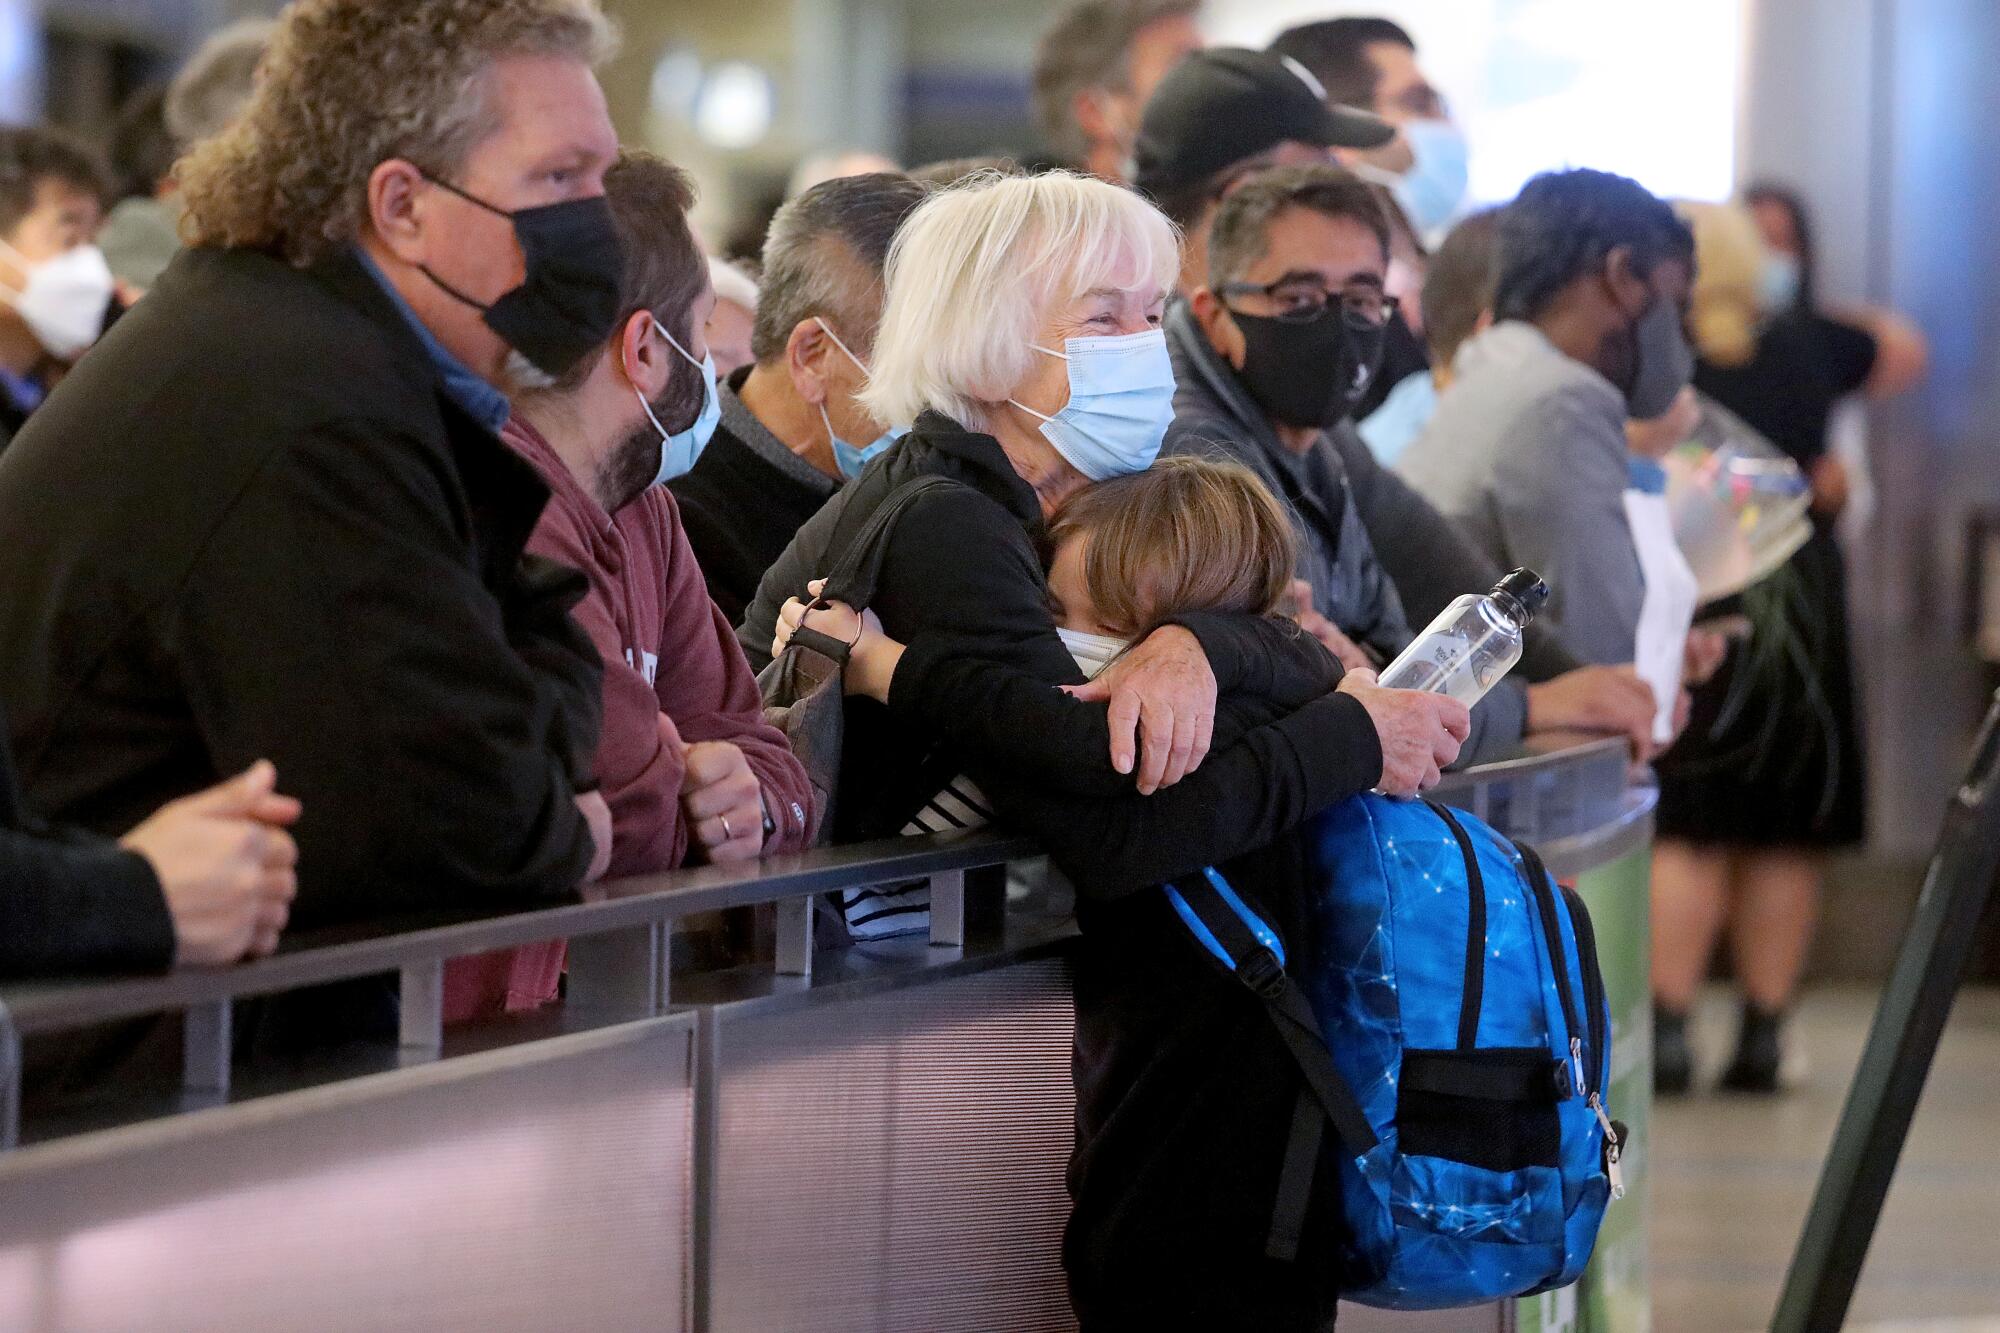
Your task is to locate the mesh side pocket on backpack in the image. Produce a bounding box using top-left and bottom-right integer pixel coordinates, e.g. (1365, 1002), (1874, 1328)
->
(1395, 1047), (1564, 1172)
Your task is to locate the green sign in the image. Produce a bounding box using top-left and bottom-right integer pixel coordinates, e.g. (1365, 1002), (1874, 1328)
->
(1522, 843), (1654, 1333)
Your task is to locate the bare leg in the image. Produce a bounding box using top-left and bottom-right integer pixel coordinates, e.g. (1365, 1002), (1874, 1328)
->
(1726, 848), (1823, 1011)
(1651, 838), (1733, 1010)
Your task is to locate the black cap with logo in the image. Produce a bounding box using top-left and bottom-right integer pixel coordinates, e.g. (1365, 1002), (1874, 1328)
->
(1131, 47), (1396, 205)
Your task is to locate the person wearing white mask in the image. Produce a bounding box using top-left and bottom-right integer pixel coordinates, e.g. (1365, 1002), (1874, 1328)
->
(1269, 18), (1470, 241)
(670, 172), (930, 623)
(453, 151), (817, 1022)
(0, 127), (115, 453)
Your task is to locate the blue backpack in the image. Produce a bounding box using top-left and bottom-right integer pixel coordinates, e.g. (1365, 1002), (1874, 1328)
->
(1166, 794), (1621, 1311)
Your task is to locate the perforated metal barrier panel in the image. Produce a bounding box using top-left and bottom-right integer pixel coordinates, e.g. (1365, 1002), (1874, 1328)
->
(705, 958), (1079, 1333)
(0, 1016), (696, 1333)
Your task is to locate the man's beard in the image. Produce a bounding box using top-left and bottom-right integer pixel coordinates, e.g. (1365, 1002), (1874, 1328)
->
(595, 371), (706, 513)
(596, 422), (664, 513)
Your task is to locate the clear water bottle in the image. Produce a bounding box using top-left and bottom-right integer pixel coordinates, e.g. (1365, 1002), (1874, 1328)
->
(1377, 569), (1550, 707)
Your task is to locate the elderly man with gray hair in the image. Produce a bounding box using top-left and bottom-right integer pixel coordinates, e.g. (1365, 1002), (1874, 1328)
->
(1030, 0), (1203, 182)
(669, 170), (928, 624)
(98, 18), (275, 292)
(0, 0), (625, 1054)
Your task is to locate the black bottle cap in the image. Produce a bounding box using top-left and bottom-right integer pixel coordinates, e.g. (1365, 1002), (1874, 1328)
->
(1494, 568), (1550, 623)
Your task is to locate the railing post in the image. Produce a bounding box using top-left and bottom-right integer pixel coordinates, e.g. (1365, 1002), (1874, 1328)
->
(688, 1006), (721, 1332)
(929, 868), (966, 948)
(774, 897), (813, 979)
(0, 997), (18, 1152)
(567, 924), (670, 1016)
(182, 998), (232, 1101)
(399, 960), (443, 1059)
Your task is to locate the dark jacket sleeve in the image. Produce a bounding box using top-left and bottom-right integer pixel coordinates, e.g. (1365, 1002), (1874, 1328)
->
(505, 552), (604, 792)
(887, 625), (1344, 796)
(1168, 610), (1341, 708)
(739, 483), (849, 672)
(1332, 424), (1581, 684)
(0, 829), (174, 976)
(166, 418), (601, 924)
(870, 485), (1087, 682)
(969, 693), (1382, 900)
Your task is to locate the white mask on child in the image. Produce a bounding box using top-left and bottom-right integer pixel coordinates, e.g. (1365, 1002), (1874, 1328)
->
(1057, 627), (1129, 680)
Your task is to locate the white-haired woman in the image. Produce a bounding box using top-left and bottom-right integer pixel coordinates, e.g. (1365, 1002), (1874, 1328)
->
(745, 172), (1456, 1328)
(740, 170), (1350, 838)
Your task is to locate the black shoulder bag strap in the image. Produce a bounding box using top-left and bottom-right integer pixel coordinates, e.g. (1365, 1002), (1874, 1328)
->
(1167, 870), (1378, 1263)
(785, 473), (969, 663)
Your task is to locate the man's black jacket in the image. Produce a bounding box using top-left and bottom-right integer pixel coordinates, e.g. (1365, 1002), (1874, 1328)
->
(0, 245), (602, 932)
(0, 701), (173, 979)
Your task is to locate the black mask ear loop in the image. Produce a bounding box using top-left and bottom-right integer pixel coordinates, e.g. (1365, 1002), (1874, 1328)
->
(411, 171), (513, 314)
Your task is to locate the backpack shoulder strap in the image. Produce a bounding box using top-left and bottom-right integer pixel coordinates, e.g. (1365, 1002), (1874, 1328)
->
(1166, 868), (1378, 1262)
(1424, 799), (1489, 1050)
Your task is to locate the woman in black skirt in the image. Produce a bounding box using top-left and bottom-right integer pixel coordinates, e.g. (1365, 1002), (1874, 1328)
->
(1652, 195), (1926, 1094)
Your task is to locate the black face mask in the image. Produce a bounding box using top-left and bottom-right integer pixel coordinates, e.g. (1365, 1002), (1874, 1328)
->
(418, 175), (625, 379)
(1355, 307), (1428, 420)
(1228, 305), (1388, 431)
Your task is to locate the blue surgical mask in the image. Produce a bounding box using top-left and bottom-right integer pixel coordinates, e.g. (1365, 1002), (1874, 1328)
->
(1759, 253), (1801, 314)
(1007, 329), (1175, 481)
(1391, 118), (1470, 236)
(814, 317), (906, 480)
(633, 314), (719, 485)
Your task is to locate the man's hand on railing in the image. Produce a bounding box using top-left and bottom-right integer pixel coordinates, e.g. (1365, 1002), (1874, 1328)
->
(119, 761), (301, 967)
(1062, 624), (1218, 796)
(1526, 664), (1658, 759)
(681, 740), (767, 865)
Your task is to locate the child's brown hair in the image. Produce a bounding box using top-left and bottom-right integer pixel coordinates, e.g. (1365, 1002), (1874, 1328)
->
(1049, 454), (1299, 637)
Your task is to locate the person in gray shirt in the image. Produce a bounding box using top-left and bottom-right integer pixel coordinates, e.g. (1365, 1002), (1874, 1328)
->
(1166, 164), (1655, 761)
(1398, 168), (1697, 670)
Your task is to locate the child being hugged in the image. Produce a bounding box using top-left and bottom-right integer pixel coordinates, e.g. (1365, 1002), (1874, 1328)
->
(792, 455), (1307, 696)
(775, 456), (1467, 1331)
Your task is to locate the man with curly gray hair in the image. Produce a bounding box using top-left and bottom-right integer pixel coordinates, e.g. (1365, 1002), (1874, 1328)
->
(0, 0), (627, 1047)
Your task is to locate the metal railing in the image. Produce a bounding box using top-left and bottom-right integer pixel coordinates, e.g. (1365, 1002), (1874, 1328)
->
(0, 730), (1654, 1154)
(0, 827), (1039, 1150)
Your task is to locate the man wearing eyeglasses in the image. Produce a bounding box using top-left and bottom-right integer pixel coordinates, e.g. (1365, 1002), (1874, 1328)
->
(1165, 163), (1657, 765)
(1139, 54), (1658, 761)
(1166, 165), (1411, 669)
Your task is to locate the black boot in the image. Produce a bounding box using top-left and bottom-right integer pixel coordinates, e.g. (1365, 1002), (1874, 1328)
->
(1719, 1002), (1786, 1094)
(1654, 1004), (1693, 1095)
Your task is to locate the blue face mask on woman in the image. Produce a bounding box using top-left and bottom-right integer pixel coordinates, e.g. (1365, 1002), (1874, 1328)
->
(1007, 328), (1176, 481)
(633, 314), (720, 485)
(815, 317), (907, 480)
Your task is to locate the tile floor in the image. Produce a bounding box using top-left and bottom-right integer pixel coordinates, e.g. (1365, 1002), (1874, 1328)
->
(1652, 985), (2000, 1330)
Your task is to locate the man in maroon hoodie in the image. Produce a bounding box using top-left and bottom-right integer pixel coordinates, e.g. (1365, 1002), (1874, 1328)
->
(446, 152), (815, 1018)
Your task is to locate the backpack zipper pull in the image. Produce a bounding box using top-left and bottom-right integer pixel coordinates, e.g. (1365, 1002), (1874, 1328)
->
(1589, 1093), (1626, 1199)
(1569, 1036), (1587, 1096)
